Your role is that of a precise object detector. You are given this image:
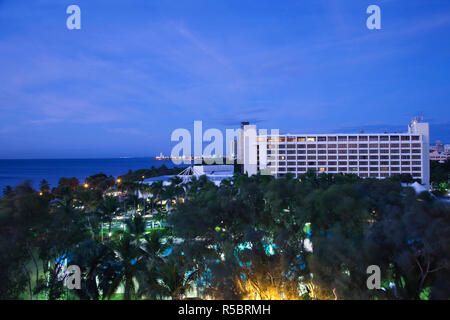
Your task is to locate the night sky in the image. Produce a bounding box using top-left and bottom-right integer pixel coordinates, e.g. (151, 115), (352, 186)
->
(0, 0), (449, 159)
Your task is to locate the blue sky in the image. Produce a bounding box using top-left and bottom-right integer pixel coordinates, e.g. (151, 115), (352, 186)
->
(0, 0), (449, 159)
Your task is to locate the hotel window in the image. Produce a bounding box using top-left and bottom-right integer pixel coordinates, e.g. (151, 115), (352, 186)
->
(390, 136), (399, 141)
(370, 136), (379, 141)
(359, 167), (368, 171)
(359, 136), (368, 141)
(307, 137), (316, 142)
(279, 156), (286, 160)
(279, 150), (286, 155)
(297, 137), (306, 142)
(412, 149), (421, 153)
(338, 167), (347, 171)
(298, 167), (307, 172)
(359, 155), (368, 159)
(370, 155), (379, 159)
(370, 161), (378, 165)
(318, 161), (327, 166)
(391, 149), (399, 153)
(297, 156), (306, 160)
(401, 143), (410, 148)
(359, 144), (368, 148)
(338, 156), (347, 160)
(370, 167), (379, 171)
(412, 161), (421, 165)
(349, 136), (357, 141)
(279, 167), (286, 172)
(349, 150), (358, 154)
(297, 150), (306, 154)
(401, 136), (410, 141)
(328, 156), (337, 160)
(338, 161), (347, 165)
(287, 137), (296, 142)
(401, 149), (410, 153)
(370, 150), (379, 154)
(287, 150), (296, 154)
(380, 161), (389, 165)
(380, 150), (389, 154)
(280, 137), (286, 142)
(338, 136), (347, 141)
(349, 161), (358, 165)
(360, 161), (368, 165)
(380, 144), (389, 148)
(380, 155), (389, 159)
(328, 161), (337, 165)
(328, 167), (337, 171)
(297, 144), (306, 148)
(328, 136), (337, 141)
(380, 173), (389, 177)
(329, 150), (337, 154)
(380, 167), (389, 172)
(412, 167), (421, 172)
(391, 144), (399, 148)
(401, 155), (410, 159)
(318, 144), (326, 148)
(318, 150), (327, 154)
(370, 173), (379, 177)
(349, 167), (358, 171)
(279, 162), (286, 166)
(348, 144), (357, 148)
(369, 144), (378, 148)
(307, 150), (316, 154)
(412, 155), (421, 159)
(287, 156), (296, 160)
(307, 156), (316, 160)
(319, 167), (326, 172)
(359, 173), (368, 177)
(328, 144), (337, 148)
(338, 150), (347, 154)
(287, 162), (296, 166)
(412, 143), (421, 148)
(308, 161), (316, 166)
(287, 144), (296, 149)
(391, 167), (399, 171)
(412, 173), (421, 177)
(380, 136), (389, 141)
(391, 155), (400, 159)
(318, 137), (327, 142)
(401, 161), (410, 165)
(318, 156), (326, 160)
(257, 137), (266, 142)
(411, 136), (420, 141)
(359, 149), (368, 154)
(338, 144), (347, 148)
(307, 144), (317, 148)
(298, 161), (306, 165)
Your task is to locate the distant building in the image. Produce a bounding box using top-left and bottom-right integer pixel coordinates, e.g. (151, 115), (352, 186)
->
(239, 119), (430, 188)
(429, 141), (450, 163)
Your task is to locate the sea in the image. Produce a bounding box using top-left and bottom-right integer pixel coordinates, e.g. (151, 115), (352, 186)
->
(0, 158), (181, 193)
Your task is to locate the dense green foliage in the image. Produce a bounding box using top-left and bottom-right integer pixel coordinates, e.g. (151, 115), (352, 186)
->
(0, 168), (449, 300)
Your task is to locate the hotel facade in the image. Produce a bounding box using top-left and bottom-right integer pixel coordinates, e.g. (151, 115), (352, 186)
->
(239, 120), (430, 188)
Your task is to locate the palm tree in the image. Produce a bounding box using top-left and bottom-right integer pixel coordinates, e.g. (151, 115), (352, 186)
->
(107, 234), (143, 300)
(99, 196), (120, 242)
(145, 255), (198, 300)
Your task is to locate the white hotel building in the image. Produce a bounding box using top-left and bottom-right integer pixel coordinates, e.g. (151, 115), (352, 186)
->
(239, 119), (430, 188)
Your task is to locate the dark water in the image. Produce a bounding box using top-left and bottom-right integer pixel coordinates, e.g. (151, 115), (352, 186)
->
(0, 158), (179, 193)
